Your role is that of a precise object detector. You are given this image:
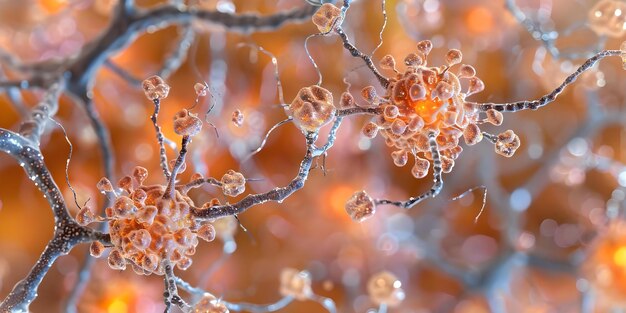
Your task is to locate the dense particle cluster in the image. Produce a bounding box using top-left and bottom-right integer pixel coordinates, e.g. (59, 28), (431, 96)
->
(86, 167), (217, 275)
(344, 190), (376, 222)
(588, 0), (626, 37)
(287, 85), (336, 133)
(360, 40), (518, 178)
(279, 268), (313, 300)
(367, 271), (405, 307)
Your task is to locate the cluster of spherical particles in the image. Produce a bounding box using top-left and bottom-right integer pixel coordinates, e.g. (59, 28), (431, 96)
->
(583, 221), (626, 304)
(359, 40), (519, 179)
(279, 268), (313, 300)
(287, 85), (336, 133)
(367, 271), (405, 307)
(344, 190), (376, 222)
(588, 0), (626, 37)
(85, 168), (218, 275)
(192, 294), (229, 313)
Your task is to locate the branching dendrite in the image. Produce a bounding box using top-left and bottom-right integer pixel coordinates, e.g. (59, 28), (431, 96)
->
(0, 128), (110, 312)
(475, 50), (626, 112)
(172, 267), (337, 312)
(143, 75), (173, 180)
(303, 2), (626, 224)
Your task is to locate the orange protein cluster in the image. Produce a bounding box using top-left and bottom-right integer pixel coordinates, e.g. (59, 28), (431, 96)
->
(362, 40), (514, 178)
(88, 168), (217, 275)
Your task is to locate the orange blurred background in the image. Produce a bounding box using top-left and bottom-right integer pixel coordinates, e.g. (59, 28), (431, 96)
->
(1, 0), (626, 312)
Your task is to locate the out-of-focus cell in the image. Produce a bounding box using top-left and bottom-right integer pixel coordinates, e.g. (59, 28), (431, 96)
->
(194, 82), (208, 97)
(231, 109), (244, 127)
(367, 271), (405, 307)
(588, 0), (626, 37)
(193, 294), (229, 313)
(583, 221), (626, 305)
(279, 268), (313, 300)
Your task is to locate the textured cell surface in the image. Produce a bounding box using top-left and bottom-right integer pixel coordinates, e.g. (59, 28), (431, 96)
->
(287, 85), (336, 132)
(362, 40), (518, 179)
(97, 168), (217, 275)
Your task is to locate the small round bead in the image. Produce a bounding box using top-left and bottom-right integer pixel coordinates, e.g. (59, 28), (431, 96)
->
(197, 223), (216, 242)
(194, 82), (208, 97)
(467, 77), (485, 95)
(221, 170), (246, 197)
(345, 190), (376, 222)
(391, 150), (409, 167)
(445, 49), (463, 66)
(132, 166), (149, 185)
(383, 105), (399, 119)
(463, 123), (483, 145)
(90, 241), (105, 258)
(108, 249), (126, 270)
(232, 109), (244, 127)
(361, 86), (377, 102)
(416, 40), (433, 56)
(485, 109), (503, 125)
(390, 119), (407, 135)
(404, 53), (423, 66)
(379, 54), (396, 70)
(288, 85), (336, 132)
(411, 157), (430, 179)
(76, 207), (95, 226)
(362, 122), (379, 139)
(340, 92), (355, 108)
(458, 64), (476, 78)
(312, 3), (343, 33)
(97, 177), (114, 193)
(174, 109), (203, 136)
(142, 75), (170, 100)
(117, 176), (133, 193)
